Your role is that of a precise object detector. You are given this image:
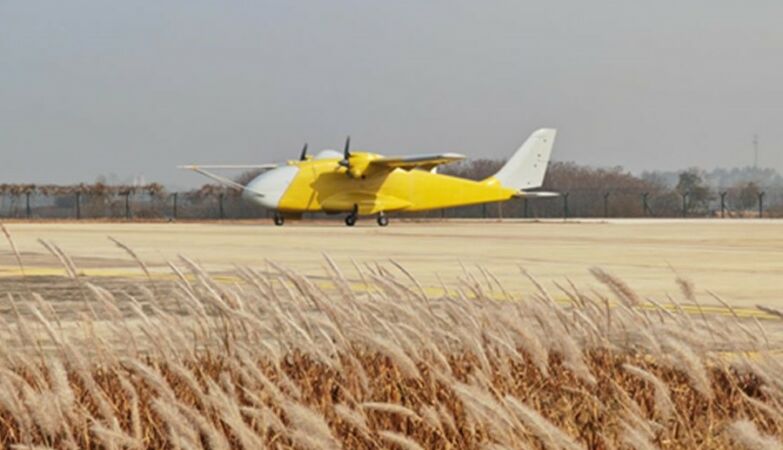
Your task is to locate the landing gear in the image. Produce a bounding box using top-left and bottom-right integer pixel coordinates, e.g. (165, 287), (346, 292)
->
(345, 204), (358, 227)
(273, 213), (284, 226)
(377, 212), (389, 227)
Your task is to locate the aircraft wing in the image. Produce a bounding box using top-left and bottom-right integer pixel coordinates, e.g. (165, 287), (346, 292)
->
(370, 153), (466, 171)
(513, 191), (560, 198)
(178, 164), (276, 194)
(180, 165), (278, 170)
(321, 192), (411, 215)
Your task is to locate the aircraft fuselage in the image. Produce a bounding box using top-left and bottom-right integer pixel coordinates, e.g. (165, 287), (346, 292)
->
(244, 154), (517, 215)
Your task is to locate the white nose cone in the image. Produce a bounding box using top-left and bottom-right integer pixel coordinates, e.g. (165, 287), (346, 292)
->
(243, 166), (298, 209)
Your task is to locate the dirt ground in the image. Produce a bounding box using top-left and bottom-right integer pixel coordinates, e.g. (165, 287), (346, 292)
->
(0, 219), (781, 309)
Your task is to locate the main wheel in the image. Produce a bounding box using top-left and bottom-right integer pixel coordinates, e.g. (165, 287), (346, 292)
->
(345, 214), (357, 227)
(377, 214), (389, 227)
(273, 214), (284, 226)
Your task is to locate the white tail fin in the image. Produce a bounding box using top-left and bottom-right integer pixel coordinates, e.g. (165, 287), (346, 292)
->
(491, 128), (556, 191)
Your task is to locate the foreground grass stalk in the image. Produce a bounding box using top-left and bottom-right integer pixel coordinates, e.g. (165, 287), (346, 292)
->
(0, 246), (780, 449)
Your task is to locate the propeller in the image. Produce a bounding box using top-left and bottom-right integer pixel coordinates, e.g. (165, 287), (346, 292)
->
(338, 136), (352, 174)
(299, 143), (308, 161)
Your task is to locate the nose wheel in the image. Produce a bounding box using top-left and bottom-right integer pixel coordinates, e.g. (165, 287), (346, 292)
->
(377, 212), (389, 227)
(273, 213), (284, 226)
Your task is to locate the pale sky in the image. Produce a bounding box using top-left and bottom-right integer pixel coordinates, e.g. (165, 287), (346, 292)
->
(1, 1), (782, 187)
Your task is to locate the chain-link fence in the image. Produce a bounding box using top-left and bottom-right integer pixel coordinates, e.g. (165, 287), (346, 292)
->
(0, 191), (267, 220)
(2, 188), (779, 220)
(407, 187), (782, 219)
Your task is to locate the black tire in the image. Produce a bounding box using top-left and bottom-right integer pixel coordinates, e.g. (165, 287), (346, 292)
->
(345, 214), (357, 227)
(377, 214), (389, 227)
(273, 214), (284, 226)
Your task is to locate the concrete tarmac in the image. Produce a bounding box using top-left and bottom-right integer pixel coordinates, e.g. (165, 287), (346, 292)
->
(0, 219), (781, 308)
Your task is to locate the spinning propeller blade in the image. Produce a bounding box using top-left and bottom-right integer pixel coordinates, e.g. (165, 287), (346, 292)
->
(339, 136), (353, 175)
(299, 143), (308, 161)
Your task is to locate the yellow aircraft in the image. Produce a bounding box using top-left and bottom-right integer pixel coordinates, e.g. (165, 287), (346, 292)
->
(181, 128), (557, 226)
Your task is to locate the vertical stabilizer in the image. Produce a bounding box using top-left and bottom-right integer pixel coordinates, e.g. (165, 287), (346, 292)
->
(490, 128), (556, 191)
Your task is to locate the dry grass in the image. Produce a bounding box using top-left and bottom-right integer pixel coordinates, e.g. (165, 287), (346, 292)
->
(0, 236), (781, 449)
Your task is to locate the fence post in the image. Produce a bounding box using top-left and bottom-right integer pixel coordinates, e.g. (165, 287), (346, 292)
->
(603, 192), (610, 218)
(642, 193), (649, 216)
(172, 193), (178, 219)
(148, 191), (156, 218)
(75, 192), (81, 219)
(124, 192), (131, 219)
(440, 208), (445, 219)
(497, 202), (503, 220)
(523, 198), (529, 218)
(563, 192), (570, 219)
(25, 191), (31, 219)
(681, 192), (689, 218)
(759, 192), (765, 218)
(482, 203), (487, 219)
(720, 192), (727, 218)
(219, 193), (225, 219)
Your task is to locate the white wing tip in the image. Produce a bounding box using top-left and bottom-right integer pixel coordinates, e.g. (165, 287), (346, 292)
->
(517, 190), (560, 198)
(177, 164), (277, 170)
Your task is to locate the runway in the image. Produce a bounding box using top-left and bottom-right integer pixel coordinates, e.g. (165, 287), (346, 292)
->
(0, 219), (781, 311)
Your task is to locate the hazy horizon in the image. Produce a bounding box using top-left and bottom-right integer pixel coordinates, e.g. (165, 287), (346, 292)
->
(2, 1), (782, 188)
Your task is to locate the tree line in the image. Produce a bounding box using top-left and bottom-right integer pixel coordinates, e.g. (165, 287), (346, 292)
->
(440, 160), (782, 218)
(0, 162), (780, 219)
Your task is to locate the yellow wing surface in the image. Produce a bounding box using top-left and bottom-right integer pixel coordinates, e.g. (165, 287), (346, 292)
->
(369, 153), (465, 171)
(290, 152), (469, 214)
(319, 192), (412, 213)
